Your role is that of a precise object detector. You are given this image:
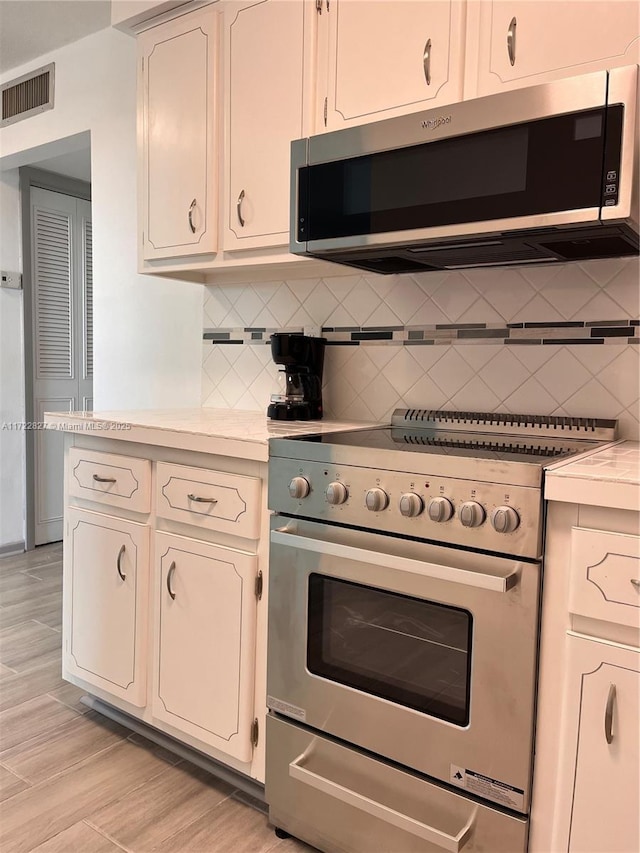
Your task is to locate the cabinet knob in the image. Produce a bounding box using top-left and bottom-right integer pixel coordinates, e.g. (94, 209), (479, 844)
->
(188, 198), (197, 233)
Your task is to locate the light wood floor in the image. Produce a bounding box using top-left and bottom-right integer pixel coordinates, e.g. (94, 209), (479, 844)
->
(0, 543), (314, 853)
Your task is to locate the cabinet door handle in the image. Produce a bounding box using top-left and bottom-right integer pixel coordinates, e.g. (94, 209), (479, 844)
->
(423, 38), (432, 86)
(315, 0), (322, 13)
(187, 493), (218, 504)
(167, 561), (177, 600)
(630, 578), (640, 589)
(604, 683), (616, 745)
(507, 17), (517, 66)
(188, 198), (197, 233)
(93, 473), (116, 484)
(237, 189), (246, 227)
(117, 545), (126, 581)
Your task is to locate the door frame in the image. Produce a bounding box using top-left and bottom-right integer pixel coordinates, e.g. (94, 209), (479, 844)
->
(19, 166), (91, 551)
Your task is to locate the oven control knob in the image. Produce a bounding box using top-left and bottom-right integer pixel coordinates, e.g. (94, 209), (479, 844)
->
(289, 476), (310, 500)
(365, 488), (389, 512)
(399, 493), (424, 518)
(427, 497), (454, 523)
(491, 505), (520, 534)
(459, 501), (486, 528)
(326, 482), (348, 505)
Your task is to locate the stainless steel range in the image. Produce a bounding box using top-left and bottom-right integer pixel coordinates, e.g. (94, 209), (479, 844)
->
(265, 410), (617, 853)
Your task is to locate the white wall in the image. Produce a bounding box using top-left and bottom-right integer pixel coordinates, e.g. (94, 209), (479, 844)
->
(0, 26), (204, 548)
(0, 169), (26, 550)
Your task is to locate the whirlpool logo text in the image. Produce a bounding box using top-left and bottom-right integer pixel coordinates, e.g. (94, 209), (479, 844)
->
(421, 115), (452, 130)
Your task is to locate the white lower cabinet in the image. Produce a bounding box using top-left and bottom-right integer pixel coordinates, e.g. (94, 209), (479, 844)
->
(562, 636), (639, 853)
(65, 507), (149, 707)
(153, 532), (259, 763)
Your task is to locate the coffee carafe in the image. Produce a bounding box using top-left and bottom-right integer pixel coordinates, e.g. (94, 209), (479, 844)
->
(267, 333), (326, 421)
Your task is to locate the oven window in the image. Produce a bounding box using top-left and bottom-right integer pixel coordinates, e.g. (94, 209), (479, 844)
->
(307, 574), (472, 726)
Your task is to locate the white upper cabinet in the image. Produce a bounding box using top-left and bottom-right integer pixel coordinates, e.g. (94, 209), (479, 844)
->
(468, 0), (640, 98)
(223, 0), (312, 250)
(318, 0), (466, 131)
(139, 6), (218, 261)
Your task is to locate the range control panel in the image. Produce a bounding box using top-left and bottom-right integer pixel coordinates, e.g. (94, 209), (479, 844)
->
(269, 459), (543, 559)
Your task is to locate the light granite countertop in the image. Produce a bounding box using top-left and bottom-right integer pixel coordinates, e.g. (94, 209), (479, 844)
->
(545, 440), (640, 512)
(43, 408), (376, 462)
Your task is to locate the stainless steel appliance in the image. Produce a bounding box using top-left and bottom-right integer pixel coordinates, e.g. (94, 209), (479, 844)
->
(265, 410), (617, 853)
(290, 66), (639, 273)
(267, 333), (326, 421)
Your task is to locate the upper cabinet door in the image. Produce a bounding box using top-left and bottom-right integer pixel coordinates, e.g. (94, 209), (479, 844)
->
(223, 0), (311, 250)
(320, 0), (466, 132)
(469, 0), (640, 98)
(139, 7), (218, 261)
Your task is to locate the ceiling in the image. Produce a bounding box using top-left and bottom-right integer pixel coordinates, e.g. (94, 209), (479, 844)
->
(0, 1), (112, 76)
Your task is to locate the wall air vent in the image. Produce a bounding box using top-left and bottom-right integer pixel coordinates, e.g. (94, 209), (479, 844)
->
(1, 63), (55, 128)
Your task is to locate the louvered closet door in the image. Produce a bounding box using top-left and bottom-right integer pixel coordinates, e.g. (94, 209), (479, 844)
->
(31, 188), (93, 545)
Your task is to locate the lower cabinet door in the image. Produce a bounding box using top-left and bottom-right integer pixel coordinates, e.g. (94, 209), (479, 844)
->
(153, 532), (258, 763)
(65, 508), (149, 706)
(565, 635), (639, 853)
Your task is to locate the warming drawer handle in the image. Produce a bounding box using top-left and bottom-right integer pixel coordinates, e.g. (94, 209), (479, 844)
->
(507, 17), (517, 66)
(271, 529), (519, 593)
(604, 683), (616, 745)
(289, 754), (475, 851)
(116, 545), (126, 581)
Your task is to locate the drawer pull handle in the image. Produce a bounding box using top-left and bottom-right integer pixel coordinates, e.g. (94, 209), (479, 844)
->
(604, 683), (616, 745)
(116, 545), (126, 581)
(93, 474), (116, 484)
(167, 561), (177, 600)
(630, 578), (640, 589)
(187, 493), (218, 504)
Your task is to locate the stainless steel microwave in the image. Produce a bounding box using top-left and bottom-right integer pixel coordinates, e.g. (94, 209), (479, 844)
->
(290, 66), (639, 273)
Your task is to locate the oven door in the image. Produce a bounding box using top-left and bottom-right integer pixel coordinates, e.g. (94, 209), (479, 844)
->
(267, 517), (540, 813)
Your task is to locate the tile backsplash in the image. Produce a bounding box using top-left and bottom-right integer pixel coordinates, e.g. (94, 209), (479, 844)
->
(202, 258), (640, 437)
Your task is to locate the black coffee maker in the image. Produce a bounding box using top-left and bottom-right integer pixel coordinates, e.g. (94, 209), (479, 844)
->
(267, 333), (326, 421)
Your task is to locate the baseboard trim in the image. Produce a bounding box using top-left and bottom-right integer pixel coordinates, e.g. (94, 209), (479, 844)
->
(80, 695), (266, 802)
(0, 541), (25, 557)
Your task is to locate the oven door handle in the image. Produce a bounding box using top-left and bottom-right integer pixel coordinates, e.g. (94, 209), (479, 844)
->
(290, 754), (475, 851)
(271, 529), (519, 593)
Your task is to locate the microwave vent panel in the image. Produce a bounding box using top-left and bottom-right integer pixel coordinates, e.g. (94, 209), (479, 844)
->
(1, 64), (55, 127)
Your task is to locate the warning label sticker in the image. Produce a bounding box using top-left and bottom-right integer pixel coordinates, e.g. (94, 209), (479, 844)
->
(450, 764), (525, 811)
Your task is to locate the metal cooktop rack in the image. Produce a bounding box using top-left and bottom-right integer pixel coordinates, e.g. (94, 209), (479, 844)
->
(392, 409), (618, 442)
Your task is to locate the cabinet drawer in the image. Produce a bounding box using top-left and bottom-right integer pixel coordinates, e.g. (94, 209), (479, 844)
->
(156, 462), (261, 539)
(570, 527), (640, 629)
(68, 448), (151, 513)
